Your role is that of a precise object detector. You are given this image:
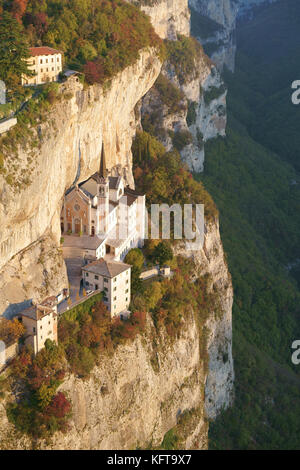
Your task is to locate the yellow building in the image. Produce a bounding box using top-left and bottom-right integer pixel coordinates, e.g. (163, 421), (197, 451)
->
(21, 297), (58, 355)
(22, 47), (63, 86)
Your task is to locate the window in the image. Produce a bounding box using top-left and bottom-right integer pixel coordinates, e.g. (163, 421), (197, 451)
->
(125, 289), (129, 294)
(33, 327), (36, 333)
(86, 272), (89, 277)
(40, 326), (42, 330)
(41, 68), (43, 72)
(40, 59), (43, 64)
(104, 287), (108, 292)
(113, 296), (117, 301)
(126, 280), (129, 284)
(113, 287), (117, 292)
(104, 278), (108, 283)
(95, 275), (99, 280)
(113, 278), (117, 283)
(104, 296), (108, 302)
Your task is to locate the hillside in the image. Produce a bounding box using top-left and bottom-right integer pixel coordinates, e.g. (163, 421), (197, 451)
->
(194, 0), (300, 449)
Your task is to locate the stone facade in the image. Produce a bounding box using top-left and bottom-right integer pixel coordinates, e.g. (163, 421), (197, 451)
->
(82, 259), (131, 318)
(21, 297), (58, 355)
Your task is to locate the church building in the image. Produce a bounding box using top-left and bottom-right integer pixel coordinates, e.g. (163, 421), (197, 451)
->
(61, 145), (146, 261)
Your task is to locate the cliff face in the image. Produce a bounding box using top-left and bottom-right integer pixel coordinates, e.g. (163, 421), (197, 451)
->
(174, 220), (234, 419)
(190, 0), (278, 70)
(0, 313), (207, 450)
(0, 217), (233, 450)
(132, 0), (191, 40)
(135, 0), (227, 173)
(0, 49), (161, 317)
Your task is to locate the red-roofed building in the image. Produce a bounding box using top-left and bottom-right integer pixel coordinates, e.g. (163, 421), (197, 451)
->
(22, 46), (63, 86)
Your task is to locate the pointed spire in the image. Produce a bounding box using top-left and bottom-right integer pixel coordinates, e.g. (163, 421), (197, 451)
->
(99, 142), (107, 179)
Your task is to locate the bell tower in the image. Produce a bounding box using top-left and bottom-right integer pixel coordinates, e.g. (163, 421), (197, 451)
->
(98, 143), (109, 234)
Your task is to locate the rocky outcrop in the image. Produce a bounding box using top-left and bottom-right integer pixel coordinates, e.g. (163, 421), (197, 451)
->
(174, 220), (234, 419)
(0, 310), (208, 450)
(141, 48), (226, 172)
(190, 0), (278, 70)
(131, 0), (191, 40)
(0, 49), (161, 316)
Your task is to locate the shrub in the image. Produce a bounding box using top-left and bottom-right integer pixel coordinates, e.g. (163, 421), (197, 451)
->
(165, 35), (211, 85)
(172, 130), (193, 151)
(154, 74), (185, 114)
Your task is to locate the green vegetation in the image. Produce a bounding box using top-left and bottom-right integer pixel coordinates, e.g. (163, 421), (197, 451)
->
(0, 82), (61, 188)
(7, 340), (71, 439)
(160, 408), (206, 450)
(59, 296), (147, 377)
(196, 0), (300, 449)
(203, 84), (226, 105)
(172, 129), (193, 151)
(124, 248), (144, 295)
(0, 0), (163, 86)
(154, 73), (185, 114)
(165, 35), (210, 85)
(132, 131), (217, 221)
(153, 241), (173, 266)
(186, 100), (197, 126)
(0, 11), (33, 93)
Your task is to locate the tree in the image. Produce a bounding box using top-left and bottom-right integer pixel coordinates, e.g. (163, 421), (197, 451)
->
(154, 241), (173, 266)
(0, 317), (25, 344)
(46, 392), (71, 419)
(0, 11), (34, 92)
(125, 248), (144, 295)
(11, 0), (28, 23)
(124, 248), (144, 271)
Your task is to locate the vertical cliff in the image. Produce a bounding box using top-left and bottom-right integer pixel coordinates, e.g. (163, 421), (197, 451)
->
(190, 0), (278, 70)
(134, 0), (191, 40)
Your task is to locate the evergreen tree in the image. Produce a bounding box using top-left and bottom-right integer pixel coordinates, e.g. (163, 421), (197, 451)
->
(0, 11), (33, 91)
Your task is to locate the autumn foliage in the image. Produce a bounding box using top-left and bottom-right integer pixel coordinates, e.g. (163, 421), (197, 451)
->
(0, 317), (25, 344)
(11, 0), (28, 23)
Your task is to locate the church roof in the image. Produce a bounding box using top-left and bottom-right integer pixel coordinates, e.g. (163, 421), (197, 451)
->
(83, 258), (131, 278)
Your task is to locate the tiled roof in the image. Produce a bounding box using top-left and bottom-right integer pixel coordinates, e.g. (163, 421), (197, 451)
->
(83, 258), (131, 278)
(21, 297), (57, 321)
(29, 47), (62, 56)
